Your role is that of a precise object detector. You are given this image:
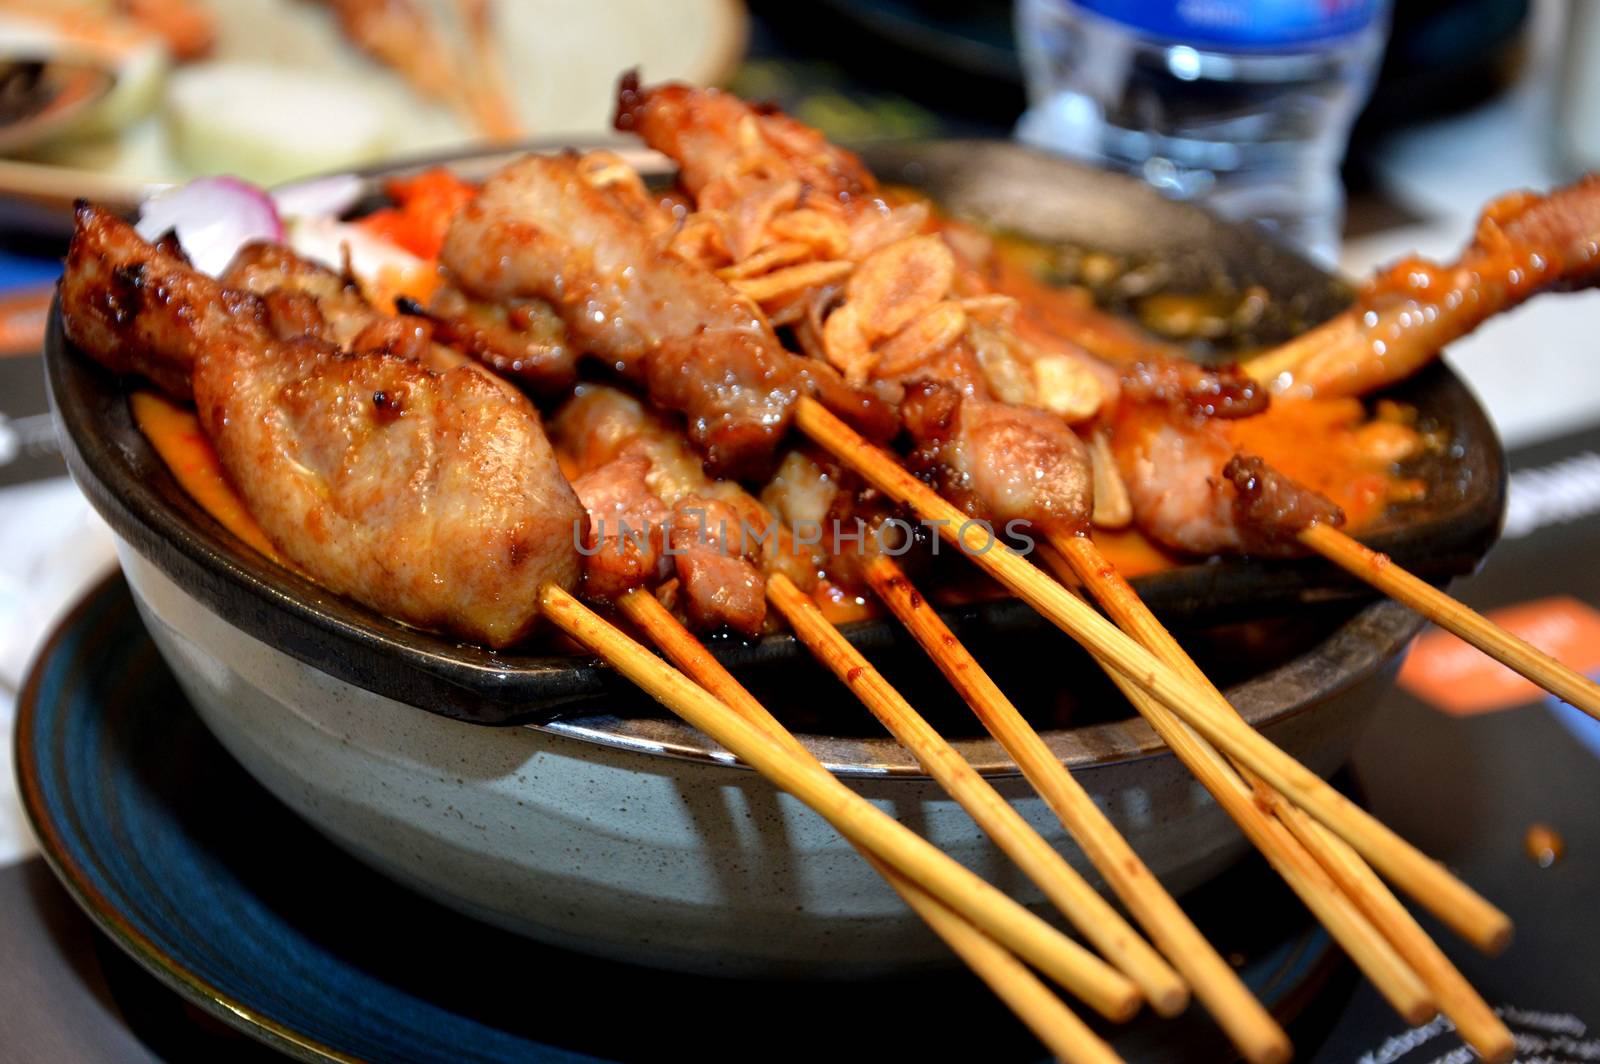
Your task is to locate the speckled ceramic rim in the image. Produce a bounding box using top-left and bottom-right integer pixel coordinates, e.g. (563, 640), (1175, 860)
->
(536, 594), (1428, 775)
(13, 572), (354, 1064)
(45, 140), (1500, 771)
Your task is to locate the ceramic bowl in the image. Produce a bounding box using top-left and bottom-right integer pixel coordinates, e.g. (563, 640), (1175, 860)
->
(44, 141), (1491, 975)
(46, 141), (1502, 725)
(111, 544), (1421, 975)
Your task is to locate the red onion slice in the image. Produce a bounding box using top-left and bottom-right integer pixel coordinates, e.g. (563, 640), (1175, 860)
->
(272, 173), (365, 222)
(136, 176), (285, 277)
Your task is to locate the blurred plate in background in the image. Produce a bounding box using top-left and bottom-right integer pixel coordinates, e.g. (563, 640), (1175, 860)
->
(0, 0), (746, 222)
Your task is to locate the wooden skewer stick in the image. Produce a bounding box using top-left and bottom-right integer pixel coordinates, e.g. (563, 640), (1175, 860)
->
(536, 583), (1137, 1020)
(1043, 531), (1512, 955)
(1036, 542), (1438, 1026)
(862, 554), (1291, 1064)
(763, 572), (1167, 1021)
(616, 589), (1125, 1064)
(1039, 531), (1447, 1028)
(1051, 534), (1515, 1062)
(1299, 522), (1600, 721)
(1271, 800), (1514, 1062)
(1068, 607), (1437, 1028)
(792, 395), (1512, 956)
(454, 0), (523, 140)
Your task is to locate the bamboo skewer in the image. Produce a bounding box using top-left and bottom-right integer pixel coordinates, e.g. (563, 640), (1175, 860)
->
(1070, 622), (1437, 1027)
(793, 398), (1226, 714)
(861, 554), (1292, 1064)
(1038, 548), (1436, 1025)
(1039, 533), (1429, 1024)
(454, 0), (523, 141)
(616, 588), (1124, 1064)
(1298, 522), (1600, 721)
(792, 395), (1511, 956)
(1045, 532), (1512, 955)
(763, 572), (1171, 1020)
(1050, 534), (1516, 1062)
(1272, 802), (1513, 1062)
(536, 583), (1137, 1020)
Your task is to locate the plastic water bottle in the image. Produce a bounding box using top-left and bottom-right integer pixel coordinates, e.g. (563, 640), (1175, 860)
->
(1015, 0), (1390, 263)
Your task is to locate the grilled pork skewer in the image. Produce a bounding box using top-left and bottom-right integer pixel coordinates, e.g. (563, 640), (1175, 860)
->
(63, 208), (1147, 1026)
(1246, 174), (1600, 398)
(441, 151), (891, 478)
(61, 205), (584, 646)
(607, 75), (1519, 1053)
(550, 382), (1294, 1055)
(1106, 368), (1345, 557)
(547, 387), (1193, 1023)
(534, 292), (1401, 1056)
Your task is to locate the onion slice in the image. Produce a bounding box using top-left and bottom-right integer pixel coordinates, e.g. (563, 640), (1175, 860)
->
(136, 176), (284, 278)
(272, 173), (366, 222)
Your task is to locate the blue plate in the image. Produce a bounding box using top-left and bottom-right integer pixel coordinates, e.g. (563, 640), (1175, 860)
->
(1549, 676), (1600, 760)
(17, 575), (1347, 1062)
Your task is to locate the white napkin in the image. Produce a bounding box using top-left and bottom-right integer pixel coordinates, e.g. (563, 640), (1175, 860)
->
(0, 476), (117, 866)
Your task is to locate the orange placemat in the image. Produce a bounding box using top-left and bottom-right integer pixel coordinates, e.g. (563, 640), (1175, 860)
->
(1398, 596), (1600, 716)
(0, 285), (53, 356)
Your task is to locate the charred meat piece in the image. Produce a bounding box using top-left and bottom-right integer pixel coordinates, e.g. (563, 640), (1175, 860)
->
(221, 241), (376, 349)
(1109, 402), (1342, 557)
(61, 204), (267, 400)
(668, 495), (767, 637)
(410, 283), (578, 394)
(614, 73), (875, 207)
(63, 206), (584, 646)
(222, 241), (504, 382)
(1119, 358), (1268, 419)
(196, 342), (584, 646)
(1109, 403), (1245, 557)
(571, 454), (671, 602)
(443, 152), (807, 477)
(348, 314), (439, 363)
(552, 386), (772, 634)
(1222, 454), (1345, 551)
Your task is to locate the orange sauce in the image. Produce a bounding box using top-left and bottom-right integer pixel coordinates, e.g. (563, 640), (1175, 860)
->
(985, 233), (1427, 550)
(130, 391), (282, 563)
(812, 580), (880, 625)
(1090, 528), (1182, 578)
(1225, 397), (1425, 530)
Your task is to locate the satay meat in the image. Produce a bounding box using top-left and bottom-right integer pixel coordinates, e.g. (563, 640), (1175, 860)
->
(442, 152), (808, 478)
(62, 205), (584, 647)
(901, 379), (1094, 538)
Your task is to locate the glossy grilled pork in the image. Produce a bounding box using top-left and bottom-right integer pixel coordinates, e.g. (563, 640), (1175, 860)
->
(62, 205), (584, 646)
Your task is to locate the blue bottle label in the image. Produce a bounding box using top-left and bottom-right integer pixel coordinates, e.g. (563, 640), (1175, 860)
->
(1071, 0), (1385, 48)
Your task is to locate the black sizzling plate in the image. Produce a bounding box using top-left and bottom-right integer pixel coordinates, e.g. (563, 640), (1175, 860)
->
(44, 140), (1506, 725)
